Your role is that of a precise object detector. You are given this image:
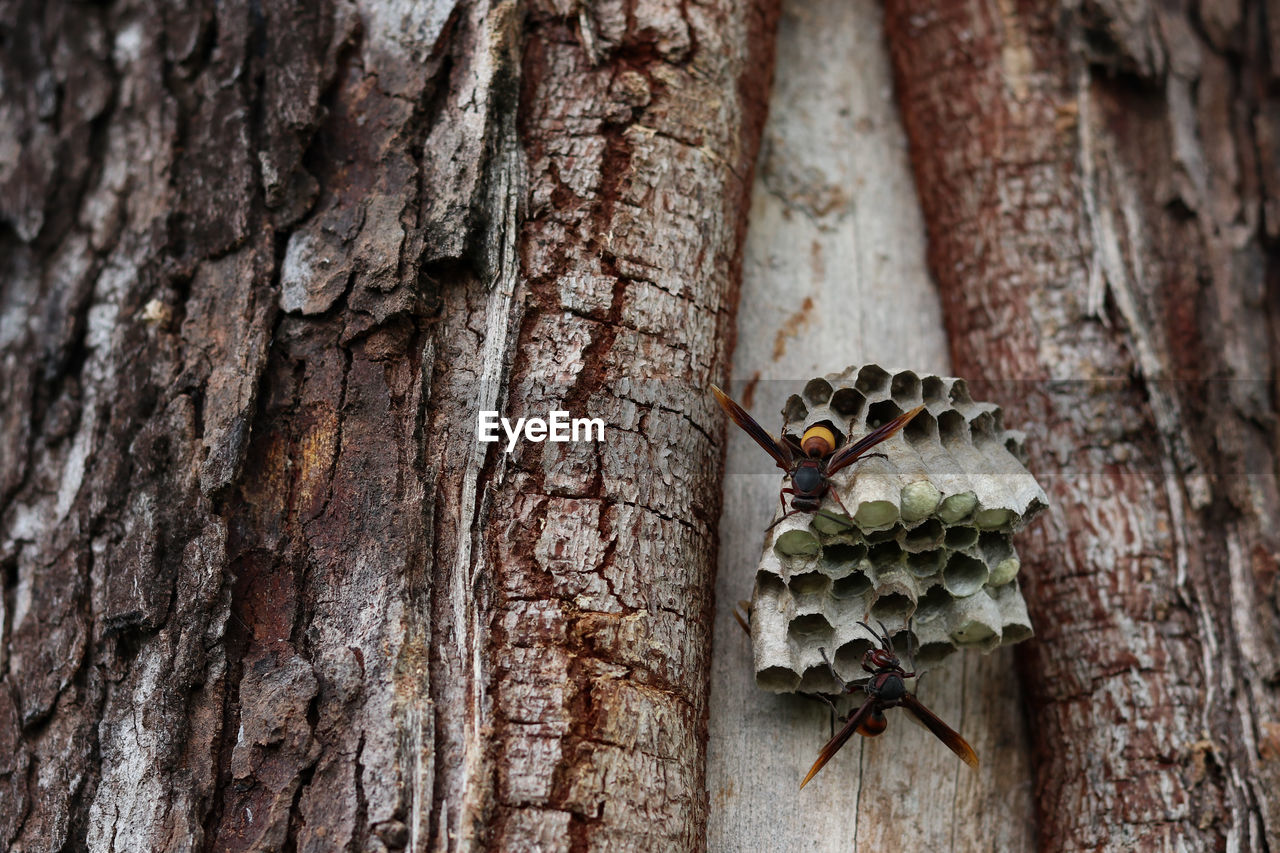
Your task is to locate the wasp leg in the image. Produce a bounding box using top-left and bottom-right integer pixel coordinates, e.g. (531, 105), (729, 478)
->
(813, 509), (855, 529)
(765, 508), (801, 532)
(827, 487), (854, 520)
(799, 690), (843, 739)
(817, 647), (850, 692)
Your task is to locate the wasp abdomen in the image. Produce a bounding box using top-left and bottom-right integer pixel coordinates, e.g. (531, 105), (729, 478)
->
(857, 710), (888, 737)
(800, 424), (837, 458)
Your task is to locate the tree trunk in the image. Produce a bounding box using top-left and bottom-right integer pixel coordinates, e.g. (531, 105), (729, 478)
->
(0, 1), (778, 851)
(883, 0), (1280, 849)
(10, 0), (1273, 850)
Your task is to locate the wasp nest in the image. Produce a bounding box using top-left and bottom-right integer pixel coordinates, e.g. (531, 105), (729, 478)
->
(750, 365), (1046, 694)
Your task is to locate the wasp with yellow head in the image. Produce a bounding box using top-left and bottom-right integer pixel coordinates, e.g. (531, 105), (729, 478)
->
(711, 385), (923, 528)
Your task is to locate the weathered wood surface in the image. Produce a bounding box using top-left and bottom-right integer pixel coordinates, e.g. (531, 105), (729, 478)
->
(884, 0), (1280, 849)
(0, 1), (779, 851)
(706, 2), (1038, 851)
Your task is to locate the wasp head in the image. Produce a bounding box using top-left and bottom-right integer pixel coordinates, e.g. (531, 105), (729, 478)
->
(863, 648), (899, 673)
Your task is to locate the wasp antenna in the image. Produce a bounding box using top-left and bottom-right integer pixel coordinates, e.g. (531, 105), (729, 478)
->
(876, 619), (892, 643)
(765, 507), (804, 532)
(857, 619), (892, 651)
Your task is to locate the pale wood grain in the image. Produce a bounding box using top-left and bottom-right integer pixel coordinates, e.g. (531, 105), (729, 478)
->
(706, 2), (1037, 850)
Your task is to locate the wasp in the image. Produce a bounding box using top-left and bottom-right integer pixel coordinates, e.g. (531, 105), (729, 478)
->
(800, 621), (978, 787)
(711, 385), (923, 527)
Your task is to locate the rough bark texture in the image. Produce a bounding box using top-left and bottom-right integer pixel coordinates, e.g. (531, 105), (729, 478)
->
(0, 1), (778, 851)
(476, 1), (779, 848)
(884, 0), (1280, 849)
(707, 2), (1037, 851)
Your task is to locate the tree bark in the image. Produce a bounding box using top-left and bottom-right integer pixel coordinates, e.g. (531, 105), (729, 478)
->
(884, 0), (1280, 849)
(0, 1), (778, 851)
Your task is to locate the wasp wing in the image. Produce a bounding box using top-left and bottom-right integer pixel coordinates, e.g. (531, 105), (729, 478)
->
(900, 693), (979, 768)
(799, 697), (878, 789)
(826, 405), (925, 475)
(711, 385), (793, 471)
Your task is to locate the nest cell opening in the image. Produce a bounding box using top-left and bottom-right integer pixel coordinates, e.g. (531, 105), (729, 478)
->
(938, 409), (967, 441)
(830, 387), (866, 419)
(904, 409), (938, 445)
(921, 375), (946, 404)
(831, 572), (872, 599)
(783, 394), (809, 424)
(969, 410), (996, 440)
(906, 549), (945, 578)
(903, 518), (944, 551)
(1002, 622), (1033, 644)
(867, 539), (903, 567)
(870, 591), (914, 622)
(915, 642), (955, 668)
(788, 613), (834, 644)
(891, 370), (921, 404)
(863, 527), (898, 545)
(798, 665), (841, 694)
(951, 617), (997, 645)
(855, 364), (891, 394)
(756, 666), (801, 693)
(979, 530), (1012, 560)
(788, 571), (832, 597)
(944, 526), (979, 549)
(834, 637), (875, 676)
(821, 541), (866, 565)
(943, 552), (988, 597)
(755, 571), (786, 597)
(803, 377), (834, 405)
(867, 398), (905, 428)
(914, 584), (951, 621)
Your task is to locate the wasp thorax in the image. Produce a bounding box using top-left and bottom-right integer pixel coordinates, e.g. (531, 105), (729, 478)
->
(801, 424), (837, 457)
(793, 465), (823, 492)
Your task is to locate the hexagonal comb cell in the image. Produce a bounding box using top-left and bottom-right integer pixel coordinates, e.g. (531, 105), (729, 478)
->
(891, 370), (921, 404)
(746, 364), (1047, 692)
(830, 387), (866, 418)
(855, 364), (891, 394)
(803, 377), (834, 405)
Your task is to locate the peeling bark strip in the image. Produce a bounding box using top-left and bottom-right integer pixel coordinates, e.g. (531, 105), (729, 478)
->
(0, 0), (777, 851)
(884, 1), (1280, 849)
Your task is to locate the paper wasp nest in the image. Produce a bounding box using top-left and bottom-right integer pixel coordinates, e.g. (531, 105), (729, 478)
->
(751, 365), (1047, 693)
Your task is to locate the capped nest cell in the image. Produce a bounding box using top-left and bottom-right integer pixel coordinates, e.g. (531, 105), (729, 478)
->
(750, 365), (1047, 694)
